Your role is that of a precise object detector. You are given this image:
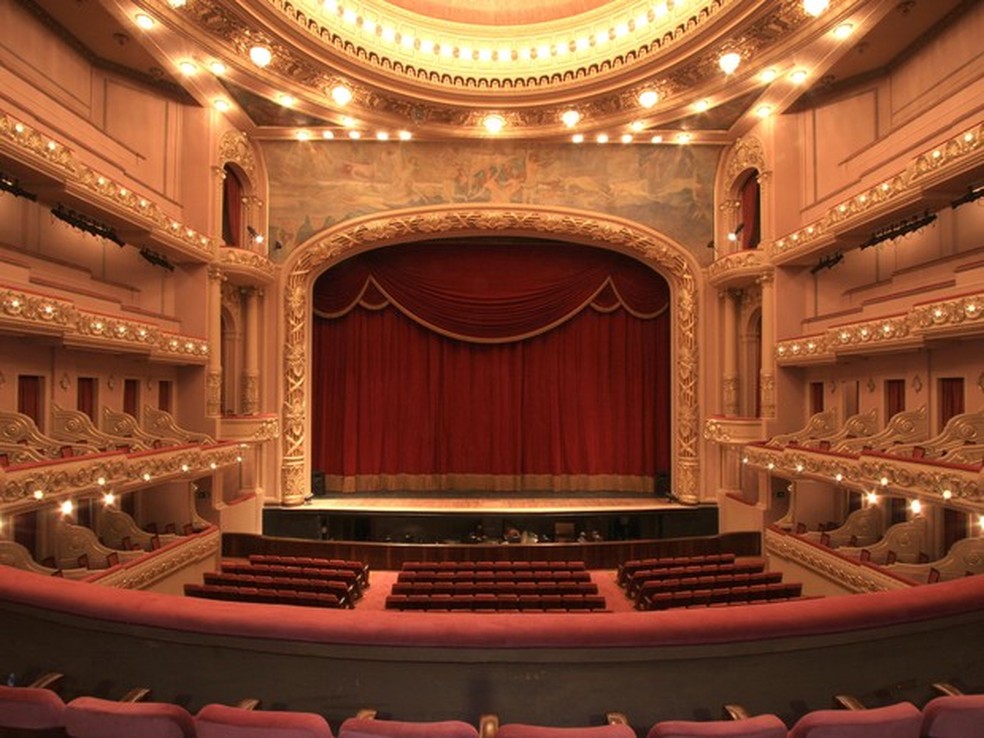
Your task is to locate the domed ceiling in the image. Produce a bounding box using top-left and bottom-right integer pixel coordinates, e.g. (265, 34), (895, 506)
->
(22, 0), (971, 143)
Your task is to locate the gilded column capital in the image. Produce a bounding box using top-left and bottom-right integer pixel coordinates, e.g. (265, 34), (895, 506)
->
(207, 265), (225, 283)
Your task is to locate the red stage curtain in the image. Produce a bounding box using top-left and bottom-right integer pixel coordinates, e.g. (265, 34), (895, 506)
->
(312, 239), (670, 493)
(17, 375), (43, 429)
(222, 165), (243, 247)
(77, 377), (96, 422)
(739, 174), (761, 250)
(123, 379), (140, 418)
(884, 378), (906, 420)
(937, 377), (965, 432)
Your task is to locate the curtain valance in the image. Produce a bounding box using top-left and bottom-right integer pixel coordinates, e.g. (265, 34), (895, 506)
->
(313, 239), (669, 343)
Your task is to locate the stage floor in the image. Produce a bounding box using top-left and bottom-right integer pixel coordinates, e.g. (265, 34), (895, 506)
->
(286, 496), (688, 515)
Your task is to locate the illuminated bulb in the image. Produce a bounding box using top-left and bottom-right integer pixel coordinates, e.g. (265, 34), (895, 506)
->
(103, 492), (116, 505)
(596, 133), (609, 144)
(575, 37), (589, 52)
(719, 52), (741, 75)
(866, 492), (878, 505)
(419, 39), (434, 53)
(209, 60), (227, 75)
(341, 116), (356, 128)
(676, 132), (692, 144)
(295, 130), (312, 141)
(348, 130), (361, 140)
(694, 99), (710, 112)
(249, 46), (272, 67)
(178, 60), (197, 75)
(397, 130), (412, 141)
(278, 94), (295, 107)
(381, 27), (396, 43)
(572, 133), (584, 144)
(561, 110), (581, 128)
(767, 462), (775, 470)
(833, 22), (854, 39)
(727, 232), (738, 242)
(213, 99), (230, 112)
(322, 131), (335, 140)
(482, 114), (505, 134)
(478, 48), (492, 62)
(342, 8), (357, 23)
(755, 104), (774, 118)
(236, 456), (243, 463)
(535, 45), (550, 59)
(33, 489), (44, 500)
(142, 472), (151, 482)
(942, 489), (952, 500)
(790, 69), (809, 84)
(209, 462), (218, 470)
(331, 85), (353, 105)
(181, 464), (190, 472)
(834, 473), (843, 482)
(910, 499), (922, 515)
(654, 2), (669, 17)
(650, 135), (663, 144)
(979, 515), (984, 529)
(803, 0), (830, 16)
(629, 120), (645, 133)
(638, 90), (659, 109)
(594, 30), (608, 46)
(741, 456), (749, 464)
(167, 0), (187, 6)
(880, 476), (889, 486)
(97, 476), (106, 486)
(620, 134), (633, 144)
(134, 13), (155, 30)
(46, 141), (57, 151)
(60, 500), (74, 516)
(760, 68), (778, 83)
(376, 132), (390, 141)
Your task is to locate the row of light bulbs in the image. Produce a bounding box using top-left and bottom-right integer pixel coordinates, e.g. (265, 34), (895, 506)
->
(136, 0), (849, 139)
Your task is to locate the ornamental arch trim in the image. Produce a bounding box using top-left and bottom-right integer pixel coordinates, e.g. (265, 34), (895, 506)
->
(278, 204), (702, 506)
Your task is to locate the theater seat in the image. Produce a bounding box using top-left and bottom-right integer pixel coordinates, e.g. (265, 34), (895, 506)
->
(646, 714), (786, 738)
(787, 702), (921, 738)
(337, 716), (479, 738)
(64, 696), (195, 738)
(0, 684), (67, 734)
(197, 702), (335, 738)
(496, 723), (636, 737)
(921, 694), (984, 738)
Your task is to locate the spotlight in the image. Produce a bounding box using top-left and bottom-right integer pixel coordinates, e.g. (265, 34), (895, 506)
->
(860, 210), (937, 249)
(50, 204), (125, 246)
(810, 251), (843, 274)
(247, 226), (264, 244)
(0, 171), (38, 201)
(951, 183), (984, 209)
(139, 248), (175, 271)
(273, 240), (284, 250)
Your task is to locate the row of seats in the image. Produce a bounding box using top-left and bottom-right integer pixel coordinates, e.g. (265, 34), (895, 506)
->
(184, 583), (344, 609)
(641, 581), (804, 611)
(385, 592), (608, 611)
(391, 580), (599, 596)
(221, 562), (363, 595)
(401, 559), (586, 572)
(204, 572), (353, 601)
(398, 569), (593, 584)
(2, 677), (980, 738)
(624, 561), (766, 598)
(632, 570), (783, 606)
(617, 553), (736, 585)
(246, 554), (370, 587)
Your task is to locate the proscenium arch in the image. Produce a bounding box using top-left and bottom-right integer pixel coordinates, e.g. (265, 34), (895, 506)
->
(279, 204), (702, 507)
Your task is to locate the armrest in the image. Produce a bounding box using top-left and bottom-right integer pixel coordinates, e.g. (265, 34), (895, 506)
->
(479, 713), (499, 738)
(234, 698), (262, 710)
(833, 695), (867, 710)
(119, 687), (152, 703)
(28, 673), (64, 691)
(606, 712), (629, 725)
(932, 682), (965, 697)
(723, 704), (752, 720)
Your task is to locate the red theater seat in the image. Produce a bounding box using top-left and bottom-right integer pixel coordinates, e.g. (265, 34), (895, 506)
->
(197, 703), (335, 738)
(0, 684), (67, 734)
(787, 702), (921, 738)
(921, 694), (984, 738)
(646, 713), (787, 737)
(64, 696), (195, 738)
(338, 716), (478, 738)
(497, 723), (636, 738)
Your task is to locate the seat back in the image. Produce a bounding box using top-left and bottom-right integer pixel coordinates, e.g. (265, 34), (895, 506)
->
(0, 685), (67, 732)
(64, 696), (195, 738)
(196, 703), (335, 738)
(646, 713), (787, 738)
(921, 694), (984, 738)
(787, 702), (922, 738)
(497, 724), (636, 738)
(338, 716), (478, 738)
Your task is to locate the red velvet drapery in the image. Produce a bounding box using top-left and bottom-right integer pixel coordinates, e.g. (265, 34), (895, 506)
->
(312, 239), (671, 494)
(740, 174), (761, 250)
(222, 165), (243, 247)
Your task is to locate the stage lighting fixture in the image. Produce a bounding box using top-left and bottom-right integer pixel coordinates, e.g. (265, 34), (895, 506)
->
(50, 204), (124, 246)
(810, 251), (843, 275)
(247, 225), (264, 244)
(951, 183), (984, 209)
(860, 210), (937, 249)
(139, 247), (175, 271)
(0, 171), (38, 201)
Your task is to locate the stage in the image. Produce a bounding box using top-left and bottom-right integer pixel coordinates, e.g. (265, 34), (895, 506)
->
(263, 495), (718, 545)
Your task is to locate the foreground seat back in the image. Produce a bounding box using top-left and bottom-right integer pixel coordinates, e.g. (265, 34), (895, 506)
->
(921, 694), (984, 738)
(497, 723), (636, 738)
(64, 696), (195, 738)
(196, 703), (335, 738)
(647, 714), (786, 738)
(787, 702), (922, 738)
(0, 685), (67, 733)
(338, 716), (478, 738)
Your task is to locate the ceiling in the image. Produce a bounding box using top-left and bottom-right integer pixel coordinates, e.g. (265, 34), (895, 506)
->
(20, 0), (971, 144)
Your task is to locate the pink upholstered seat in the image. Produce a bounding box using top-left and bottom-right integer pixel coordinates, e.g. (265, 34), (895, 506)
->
(496, 723), (636, 738)
(0, 685), (67, 731)
(196, 703), (335, 738)
(337, 716), (479, 738)
(787, 702), (922, 738)
(646, 714), (786, 738)
(921, 694), (984, 738)
(64, 696), (195, 738)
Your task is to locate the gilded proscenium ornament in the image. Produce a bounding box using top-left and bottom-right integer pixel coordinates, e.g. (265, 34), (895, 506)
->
(281, 205), (701, 505)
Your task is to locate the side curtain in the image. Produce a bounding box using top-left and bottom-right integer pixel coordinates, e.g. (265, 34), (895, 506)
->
(311, 239), (671, 493)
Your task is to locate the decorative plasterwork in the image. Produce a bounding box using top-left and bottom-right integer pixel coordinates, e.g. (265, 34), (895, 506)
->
(705, 248), (770, 288)
(770, 122), (984, 262)
(725, 135), (766, 185)
(218, 414), (281, 443)
(0, 111), (214, 260)
(703, 416), (764, 445)
(220, 247), (279, 283)
(280, 205), (701, 506)
(765, 527), (912, 593)
(218, 130), (257, 183)
(91, 527), (220, 590)
(776, 291), (984, 366)
(0, 443), (247, 512)
(0, 284), (209, 363)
